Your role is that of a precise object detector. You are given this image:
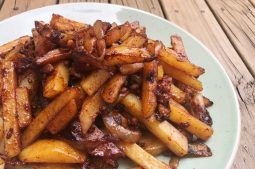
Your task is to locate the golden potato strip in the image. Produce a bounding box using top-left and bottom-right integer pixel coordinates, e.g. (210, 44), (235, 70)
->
(161, 61), (202, 91)
(170, 84), (186, 104)
(157, 64), (164, 80)
(80, 69), (111, 96)
(47, 99), (77, 134)
(118, 142), (170, 169)
(43, 62), (69, 98)
(104, 46), (152, 66)
(169, 100), (213, 141)
(18, 69), (39, 99)
(19, 139), (86, 163)
(2, 61), (21, 158)
(159, 49), (204, 77)
(138, 133), (167, 156)
(102, 74), (127, 103)
(0, 36), (31, 57)
(121, 94), (188, 157)
(169, 156), (180, 169)
(120, 63), (144, 75)
(36, 49), (71, 65)
(122, 35), (147, 48)
(142, 60), (157, 118)
(5, 163), (80, 169)
(171, 35), (188, 61)
(22, 87), (83, 147)
(16, 87), (32, 128)
(50, 14), (88, 31)
(79, 90), (104, 135)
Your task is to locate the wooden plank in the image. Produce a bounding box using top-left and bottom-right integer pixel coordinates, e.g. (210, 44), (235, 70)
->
(0, 0), (57, 21)
(160, 1), (255, 168)
(59, 0), (108, 3)
(110, 0), (164, 17)
(206, 0), (255, 76)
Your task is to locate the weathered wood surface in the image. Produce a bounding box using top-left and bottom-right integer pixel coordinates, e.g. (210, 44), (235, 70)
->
(0, 0), (255, 168)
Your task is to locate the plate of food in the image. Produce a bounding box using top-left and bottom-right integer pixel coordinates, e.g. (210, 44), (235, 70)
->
(0, 3), (240, 169)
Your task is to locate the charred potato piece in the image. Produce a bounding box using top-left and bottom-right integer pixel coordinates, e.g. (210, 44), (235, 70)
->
(50, 14), (88, 31)
(47, 99), (77, 134)
(80, 69), (111, 96)
(16, 87), (32, 128)
(122, 35), (147, 48)
(142, 60), (157, 118)
(36, 48), (71, 65)
(5, 163), (80, 169)
(101, 74), (127, 103)
(169, 156), (180, 169)
(2, 61), (21, 158)
(188, 143), (212, 157)
(104, 46), (152, 66)
(120, 63), (144, 75)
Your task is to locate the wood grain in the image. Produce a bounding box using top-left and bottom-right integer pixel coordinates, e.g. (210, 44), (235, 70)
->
(0, 0), (57, 20)
(206, 0), (255, 76)
(160, 1), (255, 168)
(111, 0), (164, 17)
(59, 0), (108, 3)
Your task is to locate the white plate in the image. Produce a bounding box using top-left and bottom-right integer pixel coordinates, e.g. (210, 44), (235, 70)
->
(0, 3), (240, 169)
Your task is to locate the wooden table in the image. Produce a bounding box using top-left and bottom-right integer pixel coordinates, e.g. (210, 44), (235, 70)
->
(0, 0), (254, 168)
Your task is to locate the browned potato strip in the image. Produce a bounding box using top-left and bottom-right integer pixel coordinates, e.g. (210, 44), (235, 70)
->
(105, 26), (121, 46)
(0, 36), (31, 57)
(188, 143), (212, 157)
(170, 84), (187, 104)
(121, 94), (188, 157)
(22, 87), (84, 147)
(47, 99), (77, 134)
(19, 139), (86, 163)
(171, 35), (188, 61)
(159, 49), (204, 77)
(203, 96), (213, 107)
(18, 69), (39, 99)
(120, 63), (144, 75)
(16, 87), (32, 128)
(0, 110), (4, 155)
(169, 100), (213, 141)
(122, 35), (147, 48)
(50, 14), (88, 31)
(161, 61), (202, 91)
(169, 156), (180, 169)
(5, 43), (24, 61)
(142, 60), (157, 118)
(157, 64), (164, 80)
(36, 48), (71, 65)
(128, 167), (142, 169)
(80, 69), (111, 96)
(138, 133), (167, 156)
(104, 46), (152, 66)
(5, 163), (80, 169)
(102, 74), (127, 103)
(2, 61), (21, 158)
(146, 40), (163, 56)
(84, 37), (97, 54)
(79, 90), (104, 135)
(43, 62), (69, 98)
(118, 142), (170, 169)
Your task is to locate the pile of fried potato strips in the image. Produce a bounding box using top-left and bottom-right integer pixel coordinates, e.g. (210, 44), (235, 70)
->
(0, 14), (214, 169)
